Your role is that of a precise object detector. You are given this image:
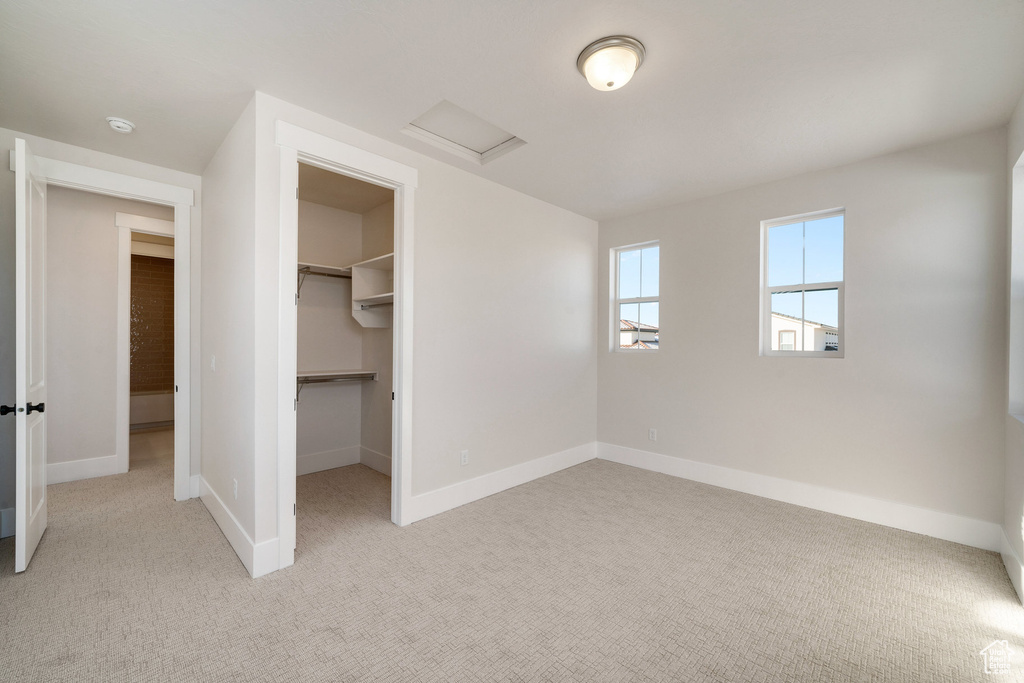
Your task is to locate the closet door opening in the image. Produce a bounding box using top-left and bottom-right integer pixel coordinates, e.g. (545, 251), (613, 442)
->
(293, 163), (396, 557)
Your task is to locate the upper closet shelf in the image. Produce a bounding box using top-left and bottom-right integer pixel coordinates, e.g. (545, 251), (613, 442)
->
(297, 262), (352, 277)
(350, 253), (393, 271)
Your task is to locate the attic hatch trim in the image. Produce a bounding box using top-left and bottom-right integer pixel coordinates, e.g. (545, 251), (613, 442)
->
(402, 123), (526, 165)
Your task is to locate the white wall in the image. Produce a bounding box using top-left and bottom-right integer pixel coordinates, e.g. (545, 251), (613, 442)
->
(237, 92), (597, 557)
(0, 127), (201, 522)
(361, 199), (395, 465)
(599, 127), (1007, 524)
(296, 200), (363, 474)
(47, 186), (172, 465)
(200, 98), (257, 536)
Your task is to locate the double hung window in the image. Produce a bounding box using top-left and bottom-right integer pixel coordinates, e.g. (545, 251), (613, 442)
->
(762, 210), (844, 357)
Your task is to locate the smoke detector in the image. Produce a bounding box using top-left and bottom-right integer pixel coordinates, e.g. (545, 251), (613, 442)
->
(106, 117), (136, 134)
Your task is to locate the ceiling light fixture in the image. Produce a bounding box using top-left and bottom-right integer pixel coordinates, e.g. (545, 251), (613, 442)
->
(577, 36), (645, 92)
(106, 117), (135, 134)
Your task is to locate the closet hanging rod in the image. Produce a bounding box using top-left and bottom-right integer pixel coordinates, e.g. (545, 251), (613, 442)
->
(297, 266), (351, 298)
(297, 372), (377, 384)
(359, 302), (393, 310)
(295, 371), (378, 401)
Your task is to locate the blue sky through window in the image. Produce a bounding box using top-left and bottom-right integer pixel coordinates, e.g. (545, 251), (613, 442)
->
(768, 215), (842, 327)
(619, 246), (660, 326)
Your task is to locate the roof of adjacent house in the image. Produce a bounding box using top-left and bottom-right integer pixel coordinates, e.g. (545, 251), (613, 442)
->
(620, 340), (658, 350)
(620, 320), (659, 332)
(771, 311), (838, 331)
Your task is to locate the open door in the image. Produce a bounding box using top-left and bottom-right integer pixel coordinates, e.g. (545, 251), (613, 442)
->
(13, 138), (48, 572)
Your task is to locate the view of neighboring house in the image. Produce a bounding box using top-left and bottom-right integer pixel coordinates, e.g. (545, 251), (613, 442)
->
(620, 319), (659, 349)
(770, 312), (838, 351)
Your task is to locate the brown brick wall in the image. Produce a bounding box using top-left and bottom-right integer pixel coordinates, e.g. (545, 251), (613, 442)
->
(130, 255), (174, 393)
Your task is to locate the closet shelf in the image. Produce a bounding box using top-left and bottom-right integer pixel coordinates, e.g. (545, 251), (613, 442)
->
(297, 370), (378, 383)
(350, 253), (394, 271)
(296, 370), (377, 400)
(297, 262), (352, 277)
(355, 292), (394, 308)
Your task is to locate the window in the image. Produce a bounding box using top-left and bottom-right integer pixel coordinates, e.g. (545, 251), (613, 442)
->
(614, 243), (659, 350)
(762, 210), (843, 356)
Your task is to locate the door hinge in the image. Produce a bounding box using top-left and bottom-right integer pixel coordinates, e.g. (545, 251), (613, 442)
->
(293, 398), (297, 411)
(295, 293), (298, 305)
(175, 384), (178, 392)
(293, 503), (296, 515)
(296, 188), (299, 199)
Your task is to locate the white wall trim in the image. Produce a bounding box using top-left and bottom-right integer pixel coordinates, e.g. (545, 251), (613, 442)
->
(48, 454), (120, 485)
(360, 446), (391, 476)
(115, 212), (175, 236)
(0, 507), (13, 538)
(402, 442), (596, 526)
(16, 153), (195, 502)
(199, 476), (277, 578)
(9, 152), (194, 207)
(189, 474), (200, 499)
(115, 226), (131, 477)
(598, 443), (1003, 552)
(1002, 528), (1024, 604)
(297, 445), (361, 476)
(275, 120), (419, 575)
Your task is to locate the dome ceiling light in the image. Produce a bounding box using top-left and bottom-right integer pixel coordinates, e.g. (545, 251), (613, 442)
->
(106, 117), (135, 134)
(576, 36), (646, 92)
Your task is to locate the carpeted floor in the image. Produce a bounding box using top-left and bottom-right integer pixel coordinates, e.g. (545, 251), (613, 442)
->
(2, 431), (1023, 682)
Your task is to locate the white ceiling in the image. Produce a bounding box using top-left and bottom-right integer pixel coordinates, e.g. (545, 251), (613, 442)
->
(2, 0), (1022, 221)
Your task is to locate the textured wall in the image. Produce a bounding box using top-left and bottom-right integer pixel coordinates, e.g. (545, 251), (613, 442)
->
(130, 255), (175, 393)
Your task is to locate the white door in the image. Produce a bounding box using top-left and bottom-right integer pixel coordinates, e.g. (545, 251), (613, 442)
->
(14, 138), (48, 572)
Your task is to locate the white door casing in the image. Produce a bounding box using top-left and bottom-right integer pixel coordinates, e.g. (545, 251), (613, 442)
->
(14, 138), (48, 572)
(275, 121), (417, 574)
(8, 146), (196, 501)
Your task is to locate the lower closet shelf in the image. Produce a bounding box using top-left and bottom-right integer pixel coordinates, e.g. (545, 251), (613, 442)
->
(296, 370), (378, 398)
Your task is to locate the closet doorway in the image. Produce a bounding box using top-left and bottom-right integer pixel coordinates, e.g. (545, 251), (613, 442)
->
(292, 163), (395, 555)
(276, 123), (417, 570)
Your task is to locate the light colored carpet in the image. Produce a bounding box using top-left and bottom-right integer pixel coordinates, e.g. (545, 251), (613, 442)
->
(2, 432), (1023, 682)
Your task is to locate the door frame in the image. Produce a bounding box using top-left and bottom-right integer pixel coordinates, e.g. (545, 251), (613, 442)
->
(10, 152), (196, 500)
(276, 121), (418, 570)
(115, 213), (176, 476)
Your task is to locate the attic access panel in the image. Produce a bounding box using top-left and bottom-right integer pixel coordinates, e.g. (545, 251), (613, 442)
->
(403, 100), (526, 165)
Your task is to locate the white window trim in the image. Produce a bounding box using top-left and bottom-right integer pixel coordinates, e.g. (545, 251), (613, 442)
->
(760, 208), (845, 358)
(611, 241), (659, 352)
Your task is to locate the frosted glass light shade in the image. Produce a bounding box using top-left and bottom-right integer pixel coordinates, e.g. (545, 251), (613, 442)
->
(583, 47), (638, 91)
(577, 36), (646, 92)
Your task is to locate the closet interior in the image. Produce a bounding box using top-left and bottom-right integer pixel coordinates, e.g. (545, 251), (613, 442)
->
(295, 163), (395, 496)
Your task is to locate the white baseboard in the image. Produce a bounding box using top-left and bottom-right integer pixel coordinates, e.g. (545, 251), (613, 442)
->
(297, 445), (361, 476)
(402, 442), (597, 525)
(598, 443), (1003, 553)
(360, 446), (391, 476)
(189, 474), (200, 499)
(48, 454), (124, 485)
(199, 476), (278, 578)
(0, 507), (13, 539)
(1002, 528), (1024, 604)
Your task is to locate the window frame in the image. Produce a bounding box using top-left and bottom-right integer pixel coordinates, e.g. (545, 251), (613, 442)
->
(611, 241), (660, 352)
(760, 208), (845, 358)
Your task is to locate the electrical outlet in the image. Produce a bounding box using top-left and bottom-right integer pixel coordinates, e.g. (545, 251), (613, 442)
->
(649, 428), (657, 442)
(460, 450), (469, 466)
(232, 478), (238, 500)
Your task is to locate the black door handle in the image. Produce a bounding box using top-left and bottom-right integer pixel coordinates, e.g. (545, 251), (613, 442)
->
(0, 405), (15, 416)
(26, 402), (44, 414)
